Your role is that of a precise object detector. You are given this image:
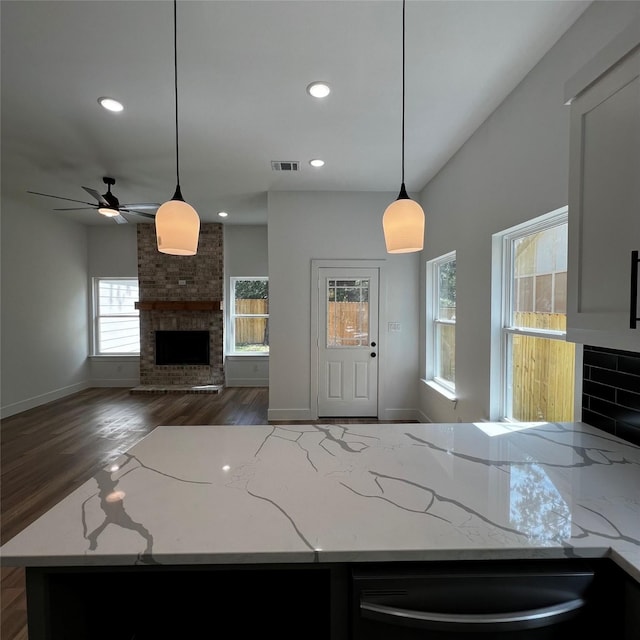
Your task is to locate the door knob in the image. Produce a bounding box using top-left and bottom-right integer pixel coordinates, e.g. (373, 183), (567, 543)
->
(371, 341), (377, 347)
(370, 352), (377, 358)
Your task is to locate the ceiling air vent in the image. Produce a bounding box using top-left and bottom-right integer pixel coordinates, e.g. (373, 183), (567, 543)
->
(271, 160), (300, 172)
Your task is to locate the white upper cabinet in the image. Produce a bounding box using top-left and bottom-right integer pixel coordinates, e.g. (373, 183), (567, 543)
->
(566, 22), (640, 353)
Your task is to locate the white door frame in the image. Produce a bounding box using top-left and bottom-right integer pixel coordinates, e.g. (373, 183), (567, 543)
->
(310, 259), (386, 420)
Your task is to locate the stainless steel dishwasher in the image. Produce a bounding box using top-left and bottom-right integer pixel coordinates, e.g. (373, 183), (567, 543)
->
(351, 559), (624, 638)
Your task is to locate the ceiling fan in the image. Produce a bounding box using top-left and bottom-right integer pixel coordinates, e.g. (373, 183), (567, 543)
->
(27, 176), (160, 224)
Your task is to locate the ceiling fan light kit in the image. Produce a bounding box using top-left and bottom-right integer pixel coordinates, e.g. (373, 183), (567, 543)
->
(382, 0), (425, 254)
(155, 0), (200, 256)
(97, 207), (120, 218)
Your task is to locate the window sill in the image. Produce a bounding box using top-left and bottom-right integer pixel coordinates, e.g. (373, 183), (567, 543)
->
(225, 354), (269, 360)
(421, 378), (457, 402)
(89, 355), (140, 361)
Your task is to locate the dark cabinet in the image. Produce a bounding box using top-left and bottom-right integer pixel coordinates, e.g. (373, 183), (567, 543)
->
(25, 558), (637, 640)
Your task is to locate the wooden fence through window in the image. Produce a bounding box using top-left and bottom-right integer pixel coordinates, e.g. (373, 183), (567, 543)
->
(511, 312), (574, 421)
(235, 299), (268, 346)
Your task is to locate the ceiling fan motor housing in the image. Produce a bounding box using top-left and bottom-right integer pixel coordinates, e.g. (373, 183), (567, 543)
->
(102, 177), (119, 208)
(103, 192), (120, 208)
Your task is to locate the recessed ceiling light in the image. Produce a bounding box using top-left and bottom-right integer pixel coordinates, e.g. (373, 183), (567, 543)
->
(98, 97), (124, 112)
(218, 211), (228, 218)
(309, 159), (325, 168)
(307, 82), (330, 98)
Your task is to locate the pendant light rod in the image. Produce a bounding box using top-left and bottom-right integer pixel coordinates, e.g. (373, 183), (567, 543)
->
(172, 0), (181, 196)
(401, 0), (406, 187)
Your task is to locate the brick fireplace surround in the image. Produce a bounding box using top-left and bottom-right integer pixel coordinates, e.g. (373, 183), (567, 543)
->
(133, 223), (224, 392)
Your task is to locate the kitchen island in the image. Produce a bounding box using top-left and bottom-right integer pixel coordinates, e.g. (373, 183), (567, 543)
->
(2, 421), (639, 638)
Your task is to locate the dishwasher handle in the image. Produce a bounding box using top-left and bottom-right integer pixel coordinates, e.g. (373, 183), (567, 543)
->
(360, 597), (586, 633)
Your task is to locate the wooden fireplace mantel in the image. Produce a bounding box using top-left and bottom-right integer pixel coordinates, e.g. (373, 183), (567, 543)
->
(134, 301), (221, 311)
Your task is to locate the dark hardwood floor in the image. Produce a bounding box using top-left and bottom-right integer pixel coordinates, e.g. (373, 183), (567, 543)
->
(0, 386), (408, 639)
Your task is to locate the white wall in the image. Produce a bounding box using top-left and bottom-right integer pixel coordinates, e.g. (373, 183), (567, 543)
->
(418, 1), (640, 423)
(224, 225), (269, 387)
(1, 197), (90, 417)
(267, 191), (420, 421)
(87, 224), (141, 387)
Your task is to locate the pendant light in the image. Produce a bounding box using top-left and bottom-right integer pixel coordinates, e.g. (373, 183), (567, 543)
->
(155, 0), (200, 256)
(382, 0), (425, 254)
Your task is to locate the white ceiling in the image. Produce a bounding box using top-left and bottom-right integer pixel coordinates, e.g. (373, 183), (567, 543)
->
(1, 0), (591, 226)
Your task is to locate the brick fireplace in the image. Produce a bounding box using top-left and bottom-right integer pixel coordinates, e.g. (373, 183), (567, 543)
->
(135, 223), (224, 390)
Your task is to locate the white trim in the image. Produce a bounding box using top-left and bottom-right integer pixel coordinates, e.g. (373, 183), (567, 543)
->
(573, 344), (584, 422)
(228, 276), (269, 356)
(492, 207), (575, 421)
(90, 378), (140, 388)
(267, 408), (315, 421)
(225, 378), (269, 388)
(425, 251), (456, 391)
(0, 381), (91, 419)
(422, 378), (457, 402)
(92, 277), (140, 356)
(415, 408), (433, 424)
(503, 327), (566, 340)
(564, 18), (640, 104)
(310, 259), (386, 420)
(379, 408), (421, 422)
(88, 355), (140, 361)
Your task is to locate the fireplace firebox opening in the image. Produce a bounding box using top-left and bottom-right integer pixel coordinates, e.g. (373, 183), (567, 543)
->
(155, 331), (210, 366)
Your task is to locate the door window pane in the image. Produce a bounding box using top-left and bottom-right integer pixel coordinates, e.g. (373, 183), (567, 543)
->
(327, 279), (370, 347)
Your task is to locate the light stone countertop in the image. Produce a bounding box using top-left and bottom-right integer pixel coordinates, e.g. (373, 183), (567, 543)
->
(1, 421), (639, 582)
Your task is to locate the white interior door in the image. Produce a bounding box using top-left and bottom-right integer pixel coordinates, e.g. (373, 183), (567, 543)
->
(317, 268), (379, 417)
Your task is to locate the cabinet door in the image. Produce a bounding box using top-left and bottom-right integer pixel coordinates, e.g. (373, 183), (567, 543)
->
(567, 46), (640, 352)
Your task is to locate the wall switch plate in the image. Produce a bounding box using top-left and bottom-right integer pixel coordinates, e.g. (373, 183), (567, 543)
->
(388, 322), (401, 332)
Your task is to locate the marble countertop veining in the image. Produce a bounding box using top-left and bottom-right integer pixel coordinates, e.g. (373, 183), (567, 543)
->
(1, 421), (639, 581)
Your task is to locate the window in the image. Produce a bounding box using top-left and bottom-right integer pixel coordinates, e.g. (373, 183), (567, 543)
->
(230, 277), (269, 354)
(93, 278), (140, 355)
(426, 252), (456, 394)
(495, 208), (575, 421)
(327, 278), (370, 347)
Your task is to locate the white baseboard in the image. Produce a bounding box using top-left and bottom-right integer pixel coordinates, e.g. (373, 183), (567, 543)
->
(267, 408), (316, 421)
(1, 381), (91, 419)
(415, 409), (432, 423)
(90, 378), (140, 388)
(380, 408), (421, 422)
(225, 378), (269, 387)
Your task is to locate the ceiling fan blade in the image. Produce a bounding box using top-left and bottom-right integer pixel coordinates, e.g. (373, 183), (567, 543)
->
(82, 186), (109, 206)
(113, 215), (129, 225)
(53, 206), (98, 211)
(121, 203), (160, 210)
(121, 209), (156, 219)
(27, 191), (96, 206)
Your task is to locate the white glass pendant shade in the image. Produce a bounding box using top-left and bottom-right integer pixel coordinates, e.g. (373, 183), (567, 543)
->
(155, 197), (200, 255)
(383, 195), (425, 253)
